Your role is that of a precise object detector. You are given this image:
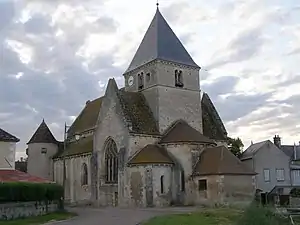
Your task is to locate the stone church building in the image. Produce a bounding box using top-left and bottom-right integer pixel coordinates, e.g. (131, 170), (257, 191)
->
(26, 8), (256, 207)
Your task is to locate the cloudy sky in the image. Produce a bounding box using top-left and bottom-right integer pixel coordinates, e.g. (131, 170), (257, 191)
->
(0, 0), (299, 159)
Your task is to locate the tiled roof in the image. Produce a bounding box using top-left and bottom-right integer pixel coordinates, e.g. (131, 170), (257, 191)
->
(193, 146), (256, 176)
(54, 135), (93, 158)
(125, 8), (199, 73)
(67, 97), (103, 137)
(0, 170), (52, 183)
(240, 141), (268, 160)
(201, 92), (228, 141)
(27, 120), (57, 144)
(159, 120), (216, 144)
(0, 128), (19, 142)
(128, 144), (174, 165)
(281, 145), (300, 160)
(118, 90), (159, 135)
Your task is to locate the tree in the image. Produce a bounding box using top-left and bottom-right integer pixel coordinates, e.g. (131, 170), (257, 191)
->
(227, 137), (244, 157)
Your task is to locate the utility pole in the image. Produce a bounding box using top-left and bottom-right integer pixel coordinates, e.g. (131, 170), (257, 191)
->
(62, 122), (69, 202)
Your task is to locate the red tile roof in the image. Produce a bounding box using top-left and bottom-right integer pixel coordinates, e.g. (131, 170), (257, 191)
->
(0, 170), (52, 183)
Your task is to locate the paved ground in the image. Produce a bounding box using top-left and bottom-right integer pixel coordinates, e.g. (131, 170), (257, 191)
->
(48, 207), (199, 225)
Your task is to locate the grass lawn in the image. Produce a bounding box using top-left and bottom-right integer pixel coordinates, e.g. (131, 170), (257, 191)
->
(143, 206), (295, 225)
(143, 208), (242, 225)
(0, 211), (77, 225)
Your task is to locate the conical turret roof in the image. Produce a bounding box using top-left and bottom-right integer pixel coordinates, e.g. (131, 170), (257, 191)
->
(27, 119), (57, 144)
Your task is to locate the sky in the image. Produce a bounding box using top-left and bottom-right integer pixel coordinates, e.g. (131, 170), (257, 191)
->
(0, 0), (300, 160)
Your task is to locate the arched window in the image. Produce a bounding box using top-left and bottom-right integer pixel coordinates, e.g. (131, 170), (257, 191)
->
(105, 138), (118, 183)
(175, 70), (183, 87)
(81, 163), (88, 186)
(160, 175), (164, 194)
(180, 170), (185, 192)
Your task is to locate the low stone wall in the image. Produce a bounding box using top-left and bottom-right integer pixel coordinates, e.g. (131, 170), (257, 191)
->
(0, 201), (59, 221)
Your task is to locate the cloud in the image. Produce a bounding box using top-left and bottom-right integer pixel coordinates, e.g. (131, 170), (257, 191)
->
(1, 0), (300, 160)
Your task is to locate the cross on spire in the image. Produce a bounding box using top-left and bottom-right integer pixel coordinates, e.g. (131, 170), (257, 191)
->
(156, 0), (159, 7)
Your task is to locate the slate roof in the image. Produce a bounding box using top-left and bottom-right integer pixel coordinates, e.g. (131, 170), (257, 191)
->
(159, 120), (216, 144)
(201, 93), (228, 141)
(125, 8), (199, 73)
(0, 170), (52, 183)
(118, 90), (159, 135)
(27, 120), (57, 144)
(0, 128), (19, 142)
(281, 145), (300, 160)
(54, 135), (93, 158)
(127, 144), (174, 165)
(193, 146), (256, 176)
(53, 90), (225, 157)
(67, 97), (103, 137)
(240, 141), (269, 160)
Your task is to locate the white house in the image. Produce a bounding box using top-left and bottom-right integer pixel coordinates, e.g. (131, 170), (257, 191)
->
(0, 128), (20, 170)
(240, 140), (291, 193)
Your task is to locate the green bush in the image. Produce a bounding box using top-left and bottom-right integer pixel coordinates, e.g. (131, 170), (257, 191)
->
(0, 182), (63, 203)
(236, 204), (289, 225)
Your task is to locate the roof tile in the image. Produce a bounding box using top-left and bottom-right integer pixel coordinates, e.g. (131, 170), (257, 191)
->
(128, 144), (174, 165)
(194, 146), (256, 176)
(160, 120), (215, 144)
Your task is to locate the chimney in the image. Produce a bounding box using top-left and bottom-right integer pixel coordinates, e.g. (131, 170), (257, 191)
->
(273, 135), (281, 148)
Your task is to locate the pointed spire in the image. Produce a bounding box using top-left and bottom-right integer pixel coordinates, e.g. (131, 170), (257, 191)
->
(27, 119), (57, 144)
(125, 8), (199, 73)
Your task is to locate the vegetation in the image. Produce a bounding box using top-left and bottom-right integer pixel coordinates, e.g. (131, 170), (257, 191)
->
(227, 137), (244, 157)
(0, 211), (77, 225)
(0, 182), (63, 203)
(143, 204), (293, 225)
(143, 208), (242, 225)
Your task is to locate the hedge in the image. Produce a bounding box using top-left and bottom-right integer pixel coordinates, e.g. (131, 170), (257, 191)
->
(0, 182), (64, 203)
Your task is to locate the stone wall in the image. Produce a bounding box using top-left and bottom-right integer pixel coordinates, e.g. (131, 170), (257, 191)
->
(0, 201), (59, 221)
(27, 142), (58, 180)
(193, 175), (255, 206)
(53, 154), (92, 204)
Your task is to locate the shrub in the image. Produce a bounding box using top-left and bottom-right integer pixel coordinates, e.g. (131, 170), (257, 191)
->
(236, 203), (289, 225)
(0, 182), (63, 203)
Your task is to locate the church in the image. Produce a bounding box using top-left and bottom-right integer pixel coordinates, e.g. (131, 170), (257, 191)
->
(26, 7), (256, 207)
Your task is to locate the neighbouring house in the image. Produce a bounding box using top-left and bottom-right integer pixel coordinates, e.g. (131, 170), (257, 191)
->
(0, 128), (49, 183)
(240, 140), (291, 193)
(273, 135), (300, 186)
(0, 128), (20, 170)
(26, 6), (255, 207)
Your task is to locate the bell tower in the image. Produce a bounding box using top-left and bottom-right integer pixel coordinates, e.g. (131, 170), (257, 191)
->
(123, 7), (202, 134)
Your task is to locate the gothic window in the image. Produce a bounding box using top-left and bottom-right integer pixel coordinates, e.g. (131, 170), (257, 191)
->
(160, 175), (164, 194)
(81, 163), (88, 186)
(180, 170), (185, 192)
(146, 73), (151, 82)
(175, 70), (183, 87)
(105, 139), (118, 183)
(138, 72), (144, 90)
